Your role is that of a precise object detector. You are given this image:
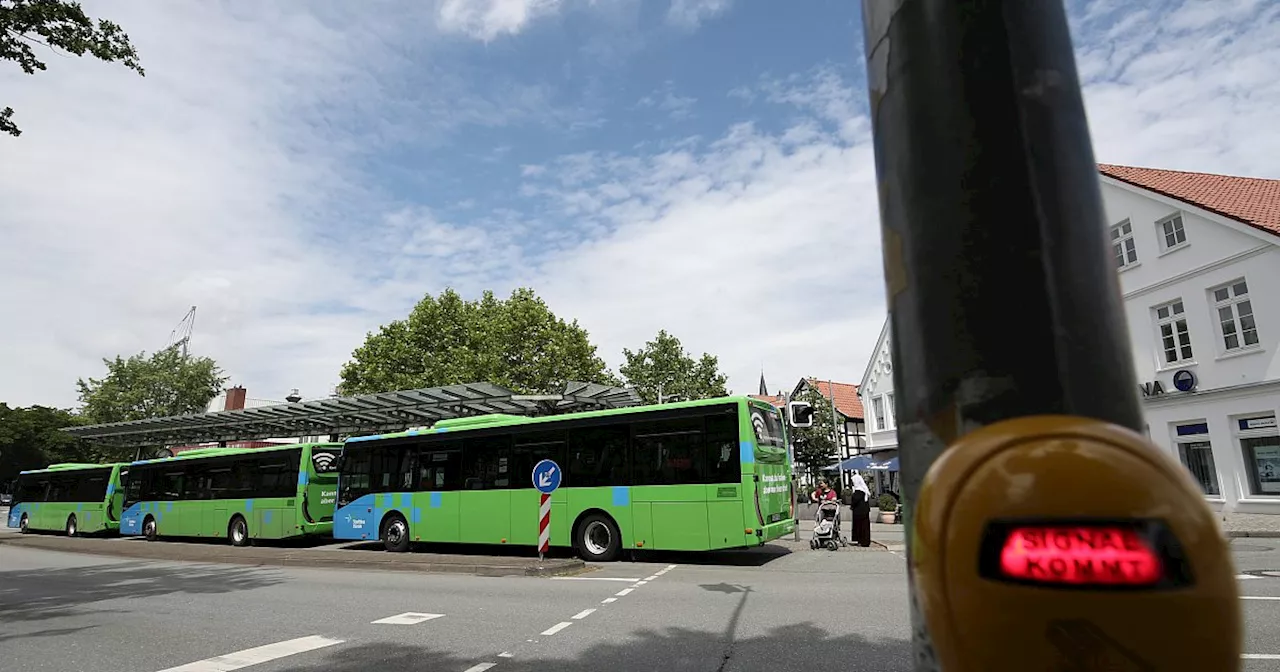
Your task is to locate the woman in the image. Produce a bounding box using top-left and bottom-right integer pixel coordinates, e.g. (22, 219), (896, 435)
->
(849, 473), (872, 547)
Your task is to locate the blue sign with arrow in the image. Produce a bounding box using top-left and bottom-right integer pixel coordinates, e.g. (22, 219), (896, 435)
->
(532, 459), (561, 494)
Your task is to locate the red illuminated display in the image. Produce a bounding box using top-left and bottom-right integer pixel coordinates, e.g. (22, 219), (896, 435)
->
(998, 526), (1163, 586)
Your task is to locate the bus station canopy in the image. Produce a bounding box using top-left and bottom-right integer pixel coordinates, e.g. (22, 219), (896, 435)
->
(62, 382), (642, 448)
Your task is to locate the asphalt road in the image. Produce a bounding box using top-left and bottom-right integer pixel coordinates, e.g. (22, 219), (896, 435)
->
(1, 527), (1279, 671)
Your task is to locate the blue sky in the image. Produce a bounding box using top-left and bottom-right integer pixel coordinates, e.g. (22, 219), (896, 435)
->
(1, 0), (1278, 407)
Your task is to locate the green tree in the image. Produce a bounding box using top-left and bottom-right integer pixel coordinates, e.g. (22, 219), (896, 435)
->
(339, 287), (619, 395)
(76, 345), (227, 423)
(789, 384), (839, 482)
(0, 403), (99, 484)
(619, 329), (729, 405)
(1, 0), (144, 137)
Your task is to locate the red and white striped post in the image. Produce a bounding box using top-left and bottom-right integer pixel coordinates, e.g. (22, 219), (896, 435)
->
(538, 492), (551, 560)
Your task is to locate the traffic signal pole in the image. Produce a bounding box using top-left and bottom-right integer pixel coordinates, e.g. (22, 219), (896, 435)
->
(858, 1), (1239, 669)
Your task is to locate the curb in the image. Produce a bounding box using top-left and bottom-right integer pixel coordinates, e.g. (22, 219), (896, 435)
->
(0, 536), (585, 577)
(1226, 531), (1280, 539)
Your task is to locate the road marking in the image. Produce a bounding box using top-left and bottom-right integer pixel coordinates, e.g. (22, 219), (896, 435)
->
(371, 612), (445, 625)
(572, 609), (596, 620)
(498, 652), (513, 658)
(645, 575), (659, 580)
(1241, 596), (1280, 601)
(1238, 574), (1263, 580)
(463, 664), (497, 672)
(615, 588), (634, 596)
(551, 576), (642, 582)
(601, 597), (617, 604)
(156, 635), (344, 672)
(541, 622), (573, 636)
(1243, 654), (1280, 659)
(636, 580), (649, 585)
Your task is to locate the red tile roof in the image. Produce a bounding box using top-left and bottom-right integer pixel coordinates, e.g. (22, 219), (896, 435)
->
(749, 394), (787, 408)
(805, 379), (864, 420)
(1099, 164), (1280, 237)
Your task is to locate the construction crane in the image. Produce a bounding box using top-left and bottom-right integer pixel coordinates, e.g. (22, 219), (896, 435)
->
(167, 306), (197, 358)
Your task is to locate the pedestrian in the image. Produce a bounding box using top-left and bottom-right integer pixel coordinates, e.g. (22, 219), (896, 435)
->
(850, 473), (872, 547)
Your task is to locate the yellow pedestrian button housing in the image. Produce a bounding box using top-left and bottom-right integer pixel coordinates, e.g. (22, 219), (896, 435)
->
(913, 416), (1241, 671)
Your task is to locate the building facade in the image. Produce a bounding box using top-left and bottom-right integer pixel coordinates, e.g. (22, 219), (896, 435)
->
(857, 321), (900, 496)
(857, 165), (1280, 516)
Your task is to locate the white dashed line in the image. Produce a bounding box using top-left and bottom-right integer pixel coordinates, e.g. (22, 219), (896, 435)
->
(156, 635), (344, 672)
(1244, 654), (1280, 659)
(541, 622), (573, 636)
(370, 612), (444, 625)
(645, 575), (659, 581)
(463, 664), (497, 672)
(572, 609), (596, 620)
(498, 652), (513, 658)
(635, 580), (649, 585)
(601, 597), (617, 604)
(1238, 574), (1262, 580)
(1242, 596), (1280, 601)
(551, 576), (643, 582)
(615, 588), (634, 596)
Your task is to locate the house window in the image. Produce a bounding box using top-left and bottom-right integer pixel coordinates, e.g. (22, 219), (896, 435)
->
(1158, 213), (1187, 251)
(1211, 279), (1259, 352)
(1110, 219), (1138, 269)
(1173, 422), (1218, 496)
(885, 392), (896, 429)
(1154, 299), (1193, 365)
(871, 396), (886, 431)
(1238, 414), (1280, 496)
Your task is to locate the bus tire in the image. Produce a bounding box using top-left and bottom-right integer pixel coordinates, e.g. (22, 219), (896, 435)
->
(19, 513), (29, 534)
(143, 516), (158, 542)
(228, 515), (250, 547)
(574, 512), (621, 562)
(382, 513), (410, 553)
(66, 514), (78, 537)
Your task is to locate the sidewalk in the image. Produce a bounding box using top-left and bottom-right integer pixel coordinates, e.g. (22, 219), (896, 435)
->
(791, 516), (905, 552)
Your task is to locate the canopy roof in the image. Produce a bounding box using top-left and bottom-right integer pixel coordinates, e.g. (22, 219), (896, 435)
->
(63, 382), (642, 448)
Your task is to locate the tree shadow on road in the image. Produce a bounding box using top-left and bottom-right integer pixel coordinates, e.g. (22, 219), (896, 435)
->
(0, 561), (283, 624)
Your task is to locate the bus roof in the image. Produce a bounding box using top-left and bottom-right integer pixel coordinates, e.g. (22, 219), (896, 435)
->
(347, 395), (770, 444)
(128, 441), (342, 466)
(20, 462), (126, 475)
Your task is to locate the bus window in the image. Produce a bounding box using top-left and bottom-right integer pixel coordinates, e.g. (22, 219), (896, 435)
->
(510, 430), (566, 488)
(749, 405), (786, 450)
(416, 441), (462, 491)
(366, 445), (414, 493)
(463, 435), (510, 490)
(633, 417), (706, 485)
(182, 465), (211, 500)
(705, 410), (741, 483)
(74, 471), (110, 502)
(123, 469), (145, 506)
(568, 424), (629, 487)
(157, 470), (184, 500)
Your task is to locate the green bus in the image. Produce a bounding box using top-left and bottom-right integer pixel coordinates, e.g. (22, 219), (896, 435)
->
(333, 396), (797, 560)
(119, 442), (342, 545)
(6, 463), (128, 536)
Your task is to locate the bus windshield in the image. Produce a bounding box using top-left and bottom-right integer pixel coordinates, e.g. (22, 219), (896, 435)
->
(749, 404), (786, 450)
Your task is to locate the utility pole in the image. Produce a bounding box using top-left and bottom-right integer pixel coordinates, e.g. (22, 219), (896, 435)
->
(861, 1), (1143, 667)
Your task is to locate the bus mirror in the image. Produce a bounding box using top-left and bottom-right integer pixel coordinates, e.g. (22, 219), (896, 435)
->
(788, 401), (814, 428)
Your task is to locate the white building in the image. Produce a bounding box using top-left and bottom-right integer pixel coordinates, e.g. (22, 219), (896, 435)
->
(858, 320), (900, 495)
(859, 164), (1280, 517)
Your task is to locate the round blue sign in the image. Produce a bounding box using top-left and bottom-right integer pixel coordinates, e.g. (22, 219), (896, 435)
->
(532, 459), (561, 494)
(1173, 369), (1197, 392)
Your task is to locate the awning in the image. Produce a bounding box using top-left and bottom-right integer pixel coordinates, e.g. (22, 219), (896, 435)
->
(62, 381), (641, 448)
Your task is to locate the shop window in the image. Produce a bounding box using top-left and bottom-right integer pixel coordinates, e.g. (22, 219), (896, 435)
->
(1173, 422), (1218, 496)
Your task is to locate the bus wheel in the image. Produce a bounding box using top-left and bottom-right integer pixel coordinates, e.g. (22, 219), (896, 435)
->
(143, 516), (158, 542)
(228, 515), (250, 547)
(382, 514), (410, 553)
(66, 514), (78, 537)
(575, 513), (621, 562)
(19, 514), (29, 534)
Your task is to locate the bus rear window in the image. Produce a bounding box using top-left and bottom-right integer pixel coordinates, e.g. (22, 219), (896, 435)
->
(750, 406), (785, 449)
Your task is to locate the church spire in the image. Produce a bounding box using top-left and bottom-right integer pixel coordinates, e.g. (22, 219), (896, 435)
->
(759, 370), (768, 396)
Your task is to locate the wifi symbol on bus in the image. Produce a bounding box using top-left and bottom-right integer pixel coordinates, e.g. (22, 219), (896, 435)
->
(312, 452), (337, 472)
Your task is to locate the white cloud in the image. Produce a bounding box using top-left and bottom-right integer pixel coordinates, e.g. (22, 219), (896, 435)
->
(637, 81), (697, 120)
(666, 0), (732, 30)
(437, 0), (564, 41)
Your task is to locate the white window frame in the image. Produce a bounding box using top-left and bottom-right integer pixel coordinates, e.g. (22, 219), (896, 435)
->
(1156, 212), (1188, 253)
(1153, 298), (1194, 367)
(885, 392), (896, 429)
(1210, 278), (1260, 353)
(871, 396), (886, 431)
(1110, 219), (1139, 270)
(1171, 420), (1219, 498)
(1234, 413), (1280, 498)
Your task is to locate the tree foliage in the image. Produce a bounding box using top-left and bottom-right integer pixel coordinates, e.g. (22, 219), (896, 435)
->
(339, 288), (618, 396)
(76, 345), (227, 424)
(789, 383), (840, 481)
(0, 403), (98, 485)
(619, 330), (728, 405)
(1, 0), (144, 137)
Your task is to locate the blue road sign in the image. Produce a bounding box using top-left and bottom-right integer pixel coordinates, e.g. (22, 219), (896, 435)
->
(532, 459), (561, 494)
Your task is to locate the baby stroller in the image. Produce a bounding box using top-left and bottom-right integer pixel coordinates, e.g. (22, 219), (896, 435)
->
(809, 500), (847, 551)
